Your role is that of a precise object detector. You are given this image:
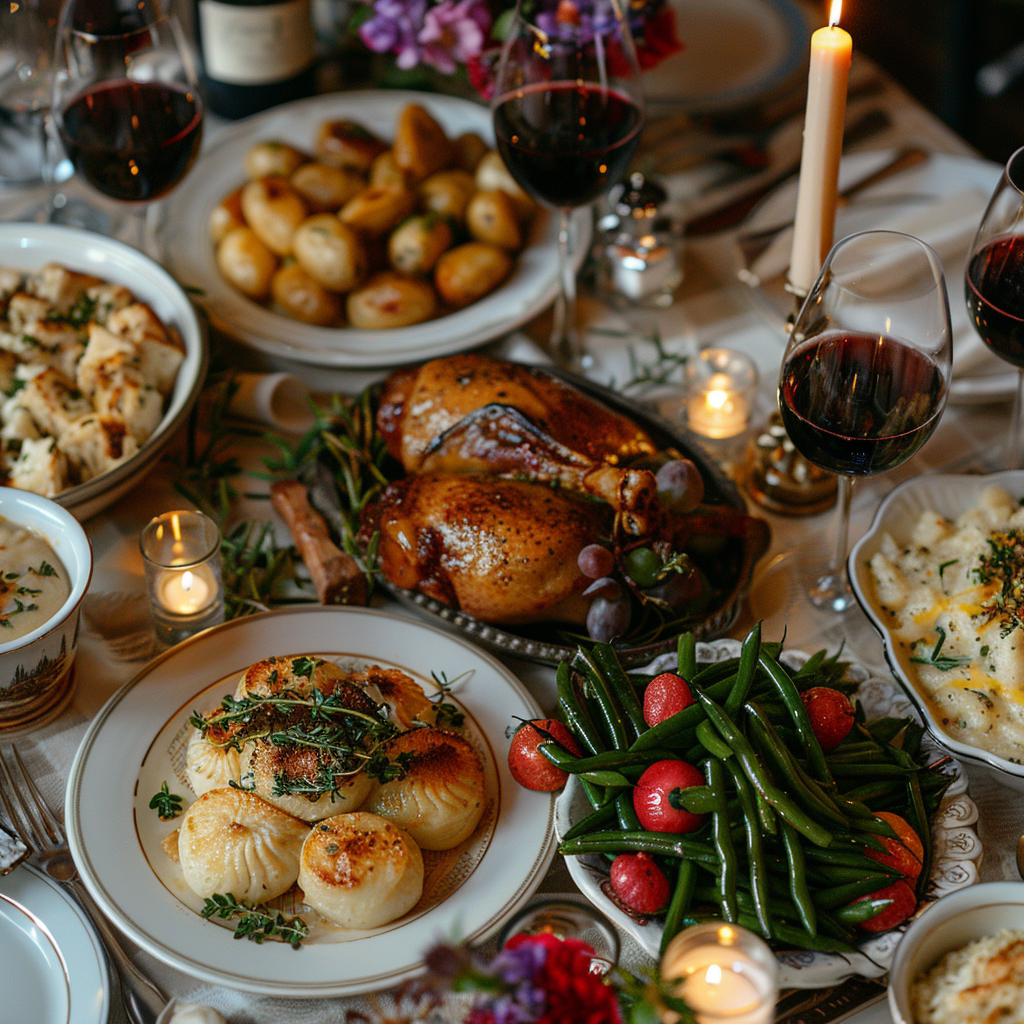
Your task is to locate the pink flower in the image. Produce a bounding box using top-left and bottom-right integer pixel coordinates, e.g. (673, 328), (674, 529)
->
(417, 0), (492, 74)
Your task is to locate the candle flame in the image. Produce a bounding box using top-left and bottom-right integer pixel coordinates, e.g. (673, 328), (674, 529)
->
(707, 389), (729, 410)
(829, 0), (841, 27)
(182, 570), (194, 593)
(706, 964), (723, 986)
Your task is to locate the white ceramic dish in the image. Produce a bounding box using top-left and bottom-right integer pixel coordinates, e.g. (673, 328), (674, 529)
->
(555, 640), (982, 989)
(159, 90), (590, 369)
(849, 470), (1024, 790)
(0, 489), (92, 728)
(888, 881), (1024, 1024)
(0, 864), (109, 1024)
(66, 606), (557, 997)
(0, 223), (208, 520)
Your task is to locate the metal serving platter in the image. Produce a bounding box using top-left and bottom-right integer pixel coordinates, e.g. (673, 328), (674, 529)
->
(375, 365), (770, 668)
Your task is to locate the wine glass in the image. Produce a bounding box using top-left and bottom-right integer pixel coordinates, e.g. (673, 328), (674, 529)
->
(966, 145), (1024, 468)
(51, 0), (203, 251)
(778, 230), (952, 612)
(492, 0), (644, 371)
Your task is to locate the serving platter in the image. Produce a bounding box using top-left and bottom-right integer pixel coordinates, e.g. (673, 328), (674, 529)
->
(555, 640), (981, 990)
(158, 90), (590, 369)
(66, 606), (557, 997)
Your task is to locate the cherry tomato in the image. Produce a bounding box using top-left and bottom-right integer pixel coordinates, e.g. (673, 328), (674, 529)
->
(855, 879), (917, 932)
(610, 852), (671, 915)
(633, 759), (706, 833)
(643, 672), (695, 727)
(507, 719), (581, 792)
(865, 812), (924, 880)
(801, 687), (855, 752)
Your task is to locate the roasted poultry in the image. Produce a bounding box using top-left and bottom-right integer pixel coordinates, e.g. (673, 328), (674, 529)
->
(377, 354), (660, 533)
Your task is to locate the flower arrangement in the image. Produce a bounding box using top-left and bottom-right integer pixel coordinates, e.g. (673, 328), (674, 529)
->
(352, 0), (682, 98)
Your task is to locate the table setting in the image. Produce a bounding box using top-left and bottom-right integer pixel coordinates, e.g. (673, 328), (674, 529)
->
(2, 0), (1024, 1022)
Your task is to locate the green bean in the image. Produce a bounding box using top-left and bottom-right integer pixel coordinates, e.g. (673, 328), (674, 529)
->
(828, 763), (917, 779)
(771, 921), (857, 954)
(840, 780), (899, 804)
(573, 651), (628, 750)
(678, 632), (697, 680)
(615, 792), (641, 832)
(906, 773), (932, 902)
(579, 779), (604, 810)
(834, 897), (894, 924)
(758, 650), (833, 784)
(808, 864), (901, 885)
(538, 745), (677, 774)
(691, 661), (741, 686)
(725, 621), (761, 717)
(753, 787), (778, 836)
(827, 750), (892, 765)
(562, 803), (617, 841)
(558, 831), (719, 863)
(693, 685), (833, 847)
(805, 847), (887, 871)
(813, 876), (895, 910)
(706, 758), (738, 923)
(661, 860), (697, 955)
(580, 769), (632, 787)
(724, 759), (772, 939)
(629, 676), (733, 751)
(816, 909), (857, 944)
(557, 662), (605, 756)
(697, 720), (733, 760)
(593, 644), (646, 742)
(781, 822), (816, 936)
(793, 650), (826, 678)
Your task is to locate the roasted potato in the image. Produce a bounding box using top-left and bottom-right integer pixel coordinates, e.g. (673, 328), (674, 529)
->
(290, 163), (365, 212)
(210, 188), (245, 245)
(244, 140), (308, 180)
(217, 227), (278, 301)
(240, 177), (308, 256)
(293, 214), (367, 293)
(347, 272), (437, 329)
(466, 190), (522, 250)
(316, 120), (388, 172)
(453, 132), (490, 173)
(339, 185), (416, 238)
(271, 264), (344, 325)
(369, 150), (407, 188)
(418, 170), (476, 224)
(434, 242), (512, 307)
(388, 215), (454, 276)
(475, 151), (534, 219)
(393, 104), (453, 181)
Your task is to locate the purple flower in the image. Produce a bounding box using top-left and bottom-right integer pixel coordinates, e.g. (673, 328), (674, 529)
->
(417, 0), (492, 74)
(359, 0), (427, 69)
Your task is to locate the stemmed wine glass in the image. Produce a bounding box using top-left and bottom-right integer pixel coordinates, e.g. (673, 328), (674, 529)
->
(491, 0), (644, 370)
(966, 145), (1024, 468)
(51, 0), (203, 251)
(778, 230), (952, 612)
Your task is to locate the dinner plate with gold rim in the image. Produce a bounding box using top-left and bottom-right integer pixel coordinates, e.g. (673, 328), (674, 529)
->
(66, 606), (556, 997)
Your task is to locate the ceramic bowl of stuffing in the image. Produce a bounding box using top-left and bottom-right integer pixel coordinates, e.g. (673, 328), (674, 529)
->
(0, 223), (207, 520)
(888, 881), (1024, 1024)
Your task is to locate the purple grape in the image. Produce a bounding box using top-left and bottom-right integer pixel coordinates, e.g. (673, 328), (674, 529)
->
(582, 576), (622, 599)
(586, 596), (631, 642)
(645, 560), (706, 609)
(578, 543), (615, 579)
(656, 459), (705, 514)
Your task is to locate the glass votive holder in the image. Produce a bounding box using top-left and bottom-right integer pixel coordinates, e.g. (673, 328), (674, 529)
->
(684, 348), (759, 441)
(659, 923), (778, 1024)
(140, 510), (225, 646)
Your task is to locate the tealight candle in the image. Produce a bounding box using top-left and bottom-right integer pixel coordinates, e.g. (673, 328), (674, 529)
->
(684, 349), (759, 440)
(140, 511), (225, 645)
(659, 923), (778, 1024)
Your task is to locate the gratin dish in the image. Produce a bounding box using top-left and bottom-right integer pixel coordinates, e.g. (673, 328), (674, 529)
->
(849, 470), (1024, 790)
(554, 640), (982, 989)
(0, 223), (208, 520)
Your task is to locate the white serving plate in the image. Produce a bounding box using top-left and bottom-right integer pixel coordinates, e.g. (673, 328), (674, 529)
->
(159, 90), (590, 369)
(66, 606), (557, 997)
(0, 865), (109, 1024)
(849, 470), (1024, 789)
(0, 223), (208, 520)
(555, 640), (981, 989)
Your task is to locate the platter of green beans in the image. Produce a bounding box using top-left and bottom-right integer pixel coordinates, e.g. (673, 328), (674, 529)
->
(549, 627), (983, 988)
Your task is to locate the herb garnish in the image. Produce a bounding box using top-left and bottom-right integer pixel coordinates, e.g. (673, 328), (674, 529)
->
(909, 626), (972, 672)
(200, 893), (309, 949)
(972, 529), (1024, 637)
(429, 670), (468, 729)
(938, 559), (958, 583)
(148, 781), (183, 820)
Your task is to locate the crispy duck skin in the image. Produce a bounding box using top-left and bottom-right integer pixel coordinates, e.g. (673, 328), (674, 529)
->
(359, 474), (610, 625)
(377, 355), (659, 533)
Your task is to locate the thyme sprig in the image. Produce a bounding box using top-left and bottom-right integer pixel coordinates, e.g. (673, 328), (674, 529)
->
(148, 781), (183, 820)
(909, 626), (972, 672)
(972, 529), (1024, 637)
(429, 670), (468, 729)
(200, 893), (309, 949)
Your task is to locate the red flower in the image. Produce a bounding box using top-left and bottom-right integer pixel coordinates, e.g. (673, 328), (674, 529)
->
(504, 933), (623, 1024)
(635, 7), (683, 70)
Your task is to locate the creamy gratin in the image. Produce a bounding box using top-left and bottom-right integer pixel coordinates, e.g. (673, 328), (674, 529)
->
(869, 485), (1024, 763)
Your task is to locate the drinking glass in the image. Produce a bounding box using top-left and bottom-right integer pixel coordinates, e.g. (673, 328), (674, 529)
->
(491, 0), (644, 370)
(778, 231), (952, 612)
(966, 144), (1024, 468)
(51, 0), (203, 250)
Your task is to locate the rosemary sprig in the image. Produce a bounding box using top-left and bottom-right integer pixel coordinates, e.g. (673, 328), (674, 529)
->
(200, 893), (309, 949)
(594, 326), (687, 393)
(909, 626), (972, 672)
(148, 781), (183, 820)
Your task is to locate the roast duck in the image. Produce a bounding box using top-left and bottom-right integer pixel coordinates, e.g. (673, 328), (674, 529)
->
(355, 354), (770, 638)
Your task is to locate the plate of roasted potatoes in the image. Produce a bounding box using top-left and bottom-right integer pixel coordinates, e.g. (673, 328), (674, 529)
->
(160, 91), (590, 368)
(67, 606), (557, 996)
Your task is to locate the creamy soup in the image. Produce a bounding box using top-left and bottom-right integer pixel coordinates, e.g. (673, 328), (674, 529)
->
(0, 516), (70, 640)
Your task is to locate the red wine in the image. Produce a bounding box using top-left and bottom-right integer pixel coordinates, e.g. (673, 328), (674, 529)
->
(493, 82), (642, 208)
(967, 236), (1024, 367)
(779, 332), (946, 476)
(60, 80), (202, 202)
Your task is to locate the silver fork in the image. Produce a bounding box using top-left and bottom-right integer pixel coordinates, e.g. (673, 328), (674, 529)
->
(0, 745), (167, 1024)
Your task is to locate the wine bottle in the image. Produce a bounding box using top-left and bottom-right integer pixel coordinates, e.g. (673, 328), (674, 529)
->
(194, 0), (316, 119)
